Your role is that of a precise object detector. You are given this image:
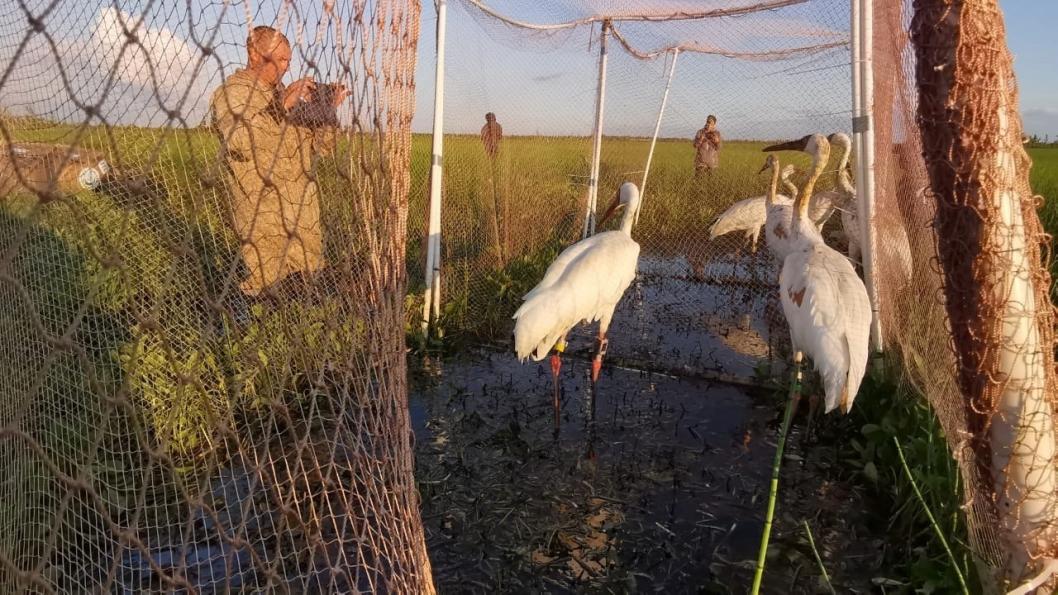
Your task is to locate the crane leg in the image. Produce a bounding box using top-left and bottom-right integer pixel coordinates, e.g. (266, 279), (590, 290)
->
(550, 338), (566, 434)
(805, 392), (820, 444)
(590, 333), (609, 385)
(789, 350), (804, 423)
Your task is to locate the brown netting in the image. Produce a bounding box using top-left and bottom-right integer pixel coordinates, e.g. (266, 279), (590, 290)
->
(875, 0), (1058, 587)
(0, 0), (435, 592)
(870, 0), (1008, 579)
(912, 0), (1058, 584)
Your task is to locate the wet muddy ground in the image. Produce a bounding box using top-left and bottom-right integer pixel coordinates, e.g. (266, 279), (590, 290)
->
(562, 255), (786, 381)
(411, 255), (885, 593)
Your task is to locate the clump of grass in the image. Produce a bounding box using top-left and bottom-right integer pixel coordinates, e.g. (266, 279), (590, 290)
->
(839, 372), (981, 593)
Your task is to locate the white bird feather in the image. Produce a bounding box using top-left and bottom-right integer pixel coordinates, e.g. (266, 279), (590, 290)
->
(760, 156), (825, 261)
(828, 131), (913, 285)
(707, 164), (797, 252)
(514, 182), (641, 362)
(765, 134), (872, 413)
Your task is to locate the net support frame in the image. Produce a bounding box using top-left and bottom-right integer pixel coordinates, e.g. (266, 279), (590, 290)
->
(423, 0), (448, 336)
(582, 19), (611, 239)
(852, 0), (884, 355)
(639, 48), (679, 219)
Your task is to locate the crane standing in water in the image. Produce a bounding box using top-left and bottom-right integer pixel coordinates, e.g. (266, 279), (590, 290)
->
(513, 182), (642, 428)
(763, 134), (872, 415)
(707, 164), (798, 254)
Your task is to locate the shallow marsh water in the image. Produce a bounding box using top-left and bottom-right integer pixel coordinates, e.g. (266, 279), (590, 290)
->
(410, 251), (884, 592)
(411, 351), (883, 593)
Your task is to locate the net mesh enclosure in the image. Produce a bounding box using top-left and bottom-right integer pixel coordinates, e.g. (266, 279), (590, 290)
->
(908, 0), (1058, 585)
(415, 0), (1058, 588)
(417, 0), (855, 380)
(0, 0), (435, 592)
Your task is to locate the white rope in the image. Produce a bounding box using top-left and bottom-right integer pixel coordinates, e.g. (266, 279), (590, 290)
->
(458, 0), (811, 31)
(609, 26), (848, 62)
(1007, 559), (1058, 595)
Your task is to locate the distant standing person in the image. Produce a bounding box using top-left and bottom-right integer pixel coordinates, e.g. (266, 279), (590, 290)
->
(693, 115), (722, 175)
(480, 112), (503, 160)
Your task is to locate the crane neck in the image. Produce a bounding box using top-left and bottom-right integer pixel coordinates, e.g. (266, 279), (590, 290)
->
(796, 144), (830, 224)
(766, 162), (780, 208)
(838, 168), (855, 196)
(620, 201), (637, 235)
(835, 140), (855, 196)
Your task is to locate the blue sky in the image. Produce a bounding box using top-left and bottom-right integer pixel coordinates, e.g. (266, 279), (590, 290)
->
(1003, 1), (1058, 139)
(409, 0), (854, 139)
(0, 1), (1051, 139)
(410, 0), (1057, 139)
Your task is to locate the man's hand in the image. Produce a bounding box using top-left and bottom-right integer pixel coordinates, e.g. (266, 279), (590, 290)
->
(283, 77), (316, 111)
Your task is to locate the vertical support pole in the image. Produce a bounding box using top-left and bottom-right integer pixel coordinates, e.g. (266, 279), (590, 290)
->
(582, 19), (610, 239)
(859, 0), (884, 355)
(850, 0), (863, 199)
(851, 0), (883, 356)
(640, 48), (678, 219)
(422, 0), (447, 337)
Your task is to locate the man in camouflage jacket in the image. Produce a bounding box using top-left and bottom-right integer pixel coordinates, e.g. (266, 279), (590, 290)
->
(210, 26), (346, 296)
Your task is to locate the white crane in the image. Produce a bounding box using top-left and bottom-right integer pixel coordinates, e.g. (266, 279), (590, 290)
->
(762, 134), (872, 415)
(707, 164), (798, 253)
(513, 182), (641, 425)
(825, 133), (859, 257)
(761, 153), (824, 262)
(827, 132), (913, 285)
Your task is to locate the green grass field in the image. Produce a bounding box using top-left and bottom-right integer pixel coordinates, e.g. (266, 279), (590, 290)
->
(5, 123), (1055, 336)
(1031, 147), (1058, 240)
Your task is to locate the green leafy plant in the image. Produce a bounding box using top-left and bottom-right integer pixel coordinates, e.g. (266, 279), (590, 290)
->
(839, 372), (981, 593)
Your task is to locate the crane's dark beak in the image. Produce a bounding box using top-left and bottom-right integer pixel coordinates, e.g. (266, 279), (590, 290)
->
(763, 135), (811, 152)
(597, 188), (623, 227)
(758, 163), (769, 174)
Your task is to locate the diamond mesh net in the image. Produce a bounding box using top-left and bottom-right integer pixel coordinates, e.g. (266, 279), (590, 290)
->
(905, 0), (1058, 585)
(419, 0), (854, 382)
(0, 0), (434, 592)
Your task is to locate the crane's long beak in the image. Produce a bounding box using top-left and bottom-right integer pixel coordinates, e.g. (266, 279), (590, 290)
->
(597, 188), (623, 227)
(757, 163), (769, 174)
(763, 138), (809, 152)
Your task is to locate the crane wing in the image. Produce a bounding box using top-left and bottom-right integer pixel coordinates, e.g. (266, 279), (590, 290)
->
(522, 236), (595, 301)
(837, 260), (872, 406)
(513, 232), (639, 361)
(780, 246), (859, 412)
(710, 194), (793, 240)
(552, 232), (640, 324)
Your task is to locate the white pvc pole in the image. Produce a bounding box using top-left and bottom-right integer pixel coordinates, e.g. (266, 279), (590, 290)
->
(850, 0), (863, 201)
(640, 48), (678, 216)
(422, 0), (447, 336)
(857, 0), (884, 354)
(582, 20), (610, 239)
